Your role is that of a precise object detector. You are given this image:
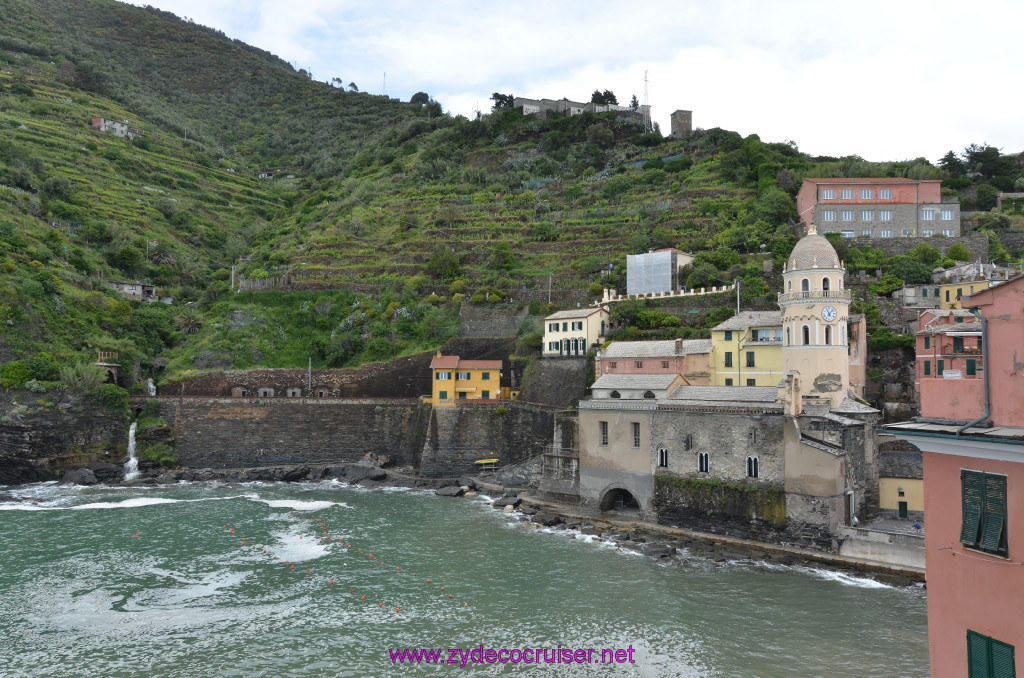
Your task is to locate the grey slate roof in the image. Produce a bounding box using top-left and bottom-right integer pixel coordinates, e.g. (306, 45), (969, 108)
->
(879, 450), (924, 479)
(667, 385), (780, 404)
(788, 232), (841, 271)
(832, 397), (880, 414)
(545, 308), (606, 320)
(711, 310), (781, 332)
(591, 373), (680, 390)
(601, 339), (712, 359)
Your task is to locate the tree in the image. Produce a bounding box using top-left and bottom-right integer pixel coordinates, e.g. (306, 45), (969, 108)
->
(425, 245), (461, 281)
(331, 77), (343, 88)
(489, 241), (515, 270)
(602, 89), (617, 105)
(946, 243), (971, 262)
(938, 150), (965, 178)
(490, 92), (514, 110)
(590, 89), (619, 105)
(410, 92), (430, 106)
(630, 94), (639, 111)
(348, 82), (359, 92)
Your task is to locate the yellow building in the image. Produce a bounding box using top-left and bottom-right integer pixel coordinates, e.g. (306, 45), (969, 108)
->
(427, 354), (506, 406)
(877, 445), (923, 518)
(936, 279), (992, 309)
(709, 311), (784, 386)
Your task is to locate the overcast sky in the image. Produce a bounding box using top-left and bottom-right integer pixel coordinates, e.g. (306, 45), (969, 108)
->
(127, 0), (1023, 163)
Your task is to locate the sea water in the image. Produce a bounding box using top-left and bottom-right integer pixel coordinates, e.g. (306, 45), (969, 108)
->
(0, 482), (928, 677)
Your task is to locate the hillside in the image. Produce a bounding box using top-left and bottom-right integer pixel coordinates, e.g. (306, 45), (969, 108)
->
(1, 0), (1023, 393)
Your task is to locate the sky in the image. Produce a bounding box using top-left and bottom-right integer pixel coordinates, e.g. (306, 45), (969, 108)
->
(126, 0), (1024, 163)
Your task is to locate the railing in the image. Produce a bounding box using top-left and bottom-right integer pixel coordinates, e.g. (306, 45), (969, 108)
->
(544, 445), (578, 459)
(778, 289), (851, 302)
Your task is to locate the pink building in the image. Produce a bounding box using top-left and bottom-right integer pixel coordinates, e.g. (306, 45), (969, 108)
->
(915, 309), (984, 419)
(887, 275), (1024, 677)
(594, 339), (711, 385)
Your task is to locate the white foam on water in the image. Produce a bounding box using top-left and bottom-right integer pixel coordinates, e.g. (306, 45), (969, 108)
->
(793, 565), (895, 589)
(249, 498), (345, 512)
(265, 527), (332, 563)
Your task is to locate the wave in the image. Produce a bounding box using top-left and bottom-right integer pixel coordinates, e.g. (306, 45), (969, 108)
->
(792, 565), (894, 590)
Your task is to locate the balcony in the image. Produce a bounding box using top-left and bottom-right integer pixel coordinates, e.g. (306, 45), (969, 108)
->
(778, 289), (851, 303)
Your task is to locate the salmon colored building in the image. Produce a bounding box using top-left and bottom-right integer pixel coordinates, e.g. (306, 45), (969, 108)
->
(886, 275), (1024, 678)
(594, 338), (711, 385)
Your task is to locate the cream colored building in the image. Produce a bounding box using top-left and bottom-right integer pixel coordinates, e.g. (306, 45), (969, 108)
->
(542, 307), (609, 357)
(709, 311), (783, 387)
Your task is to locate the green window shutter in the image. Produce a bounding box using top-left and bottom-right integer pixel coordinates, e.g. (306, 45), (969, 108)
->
(955, 337), (965, 353)
(939, 360), (945, 375)
(924, 361), (931, 376)
(968, 630), (990, 678)
(961, 470), (985, 546)
(967, 359), (977, 376)
(925, 336), (930, 349)
(982, 474), (1008, 554)
(991, 638), (1016, 678)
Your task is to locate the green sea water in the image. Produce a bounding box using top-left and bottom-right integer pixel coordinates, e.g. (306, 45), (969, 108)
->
(0, 481), (928, 677)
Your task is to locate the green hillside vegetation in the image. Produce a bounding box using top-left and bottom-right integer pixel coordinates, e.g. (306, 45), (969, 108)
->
(1, 0), (1022, 392)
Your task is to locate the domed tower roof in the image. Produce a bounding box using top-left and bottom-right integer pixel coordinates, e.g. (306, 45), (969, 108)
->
(787, 224), (841, 271)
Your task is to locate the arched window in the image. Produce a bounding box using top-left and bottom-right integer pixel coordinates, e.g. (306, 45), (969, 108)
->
(610, 390), (621, 399)
(801, 278), (809, 292)
(747, 455), (759, 478)
(786, 327), (791, 345)
(658, 448), (668, 467)
(822, 277), (831, 291)
(258, 388), (275, 397)
(698, 451), (709, 473)
(825, 326), (832, 345)
(643, 390), (656, 399)
(802, 325), (810, 345)
(787, 280), (792, 292)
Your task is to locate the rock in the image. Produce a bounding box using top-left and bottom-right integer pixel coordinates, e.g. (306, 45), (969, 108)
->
(502, 490), (518, 498)
(345, 465), (387, 483)
(359, 479), (383, 489)
(458, 477), (478, 490)
(492, 496), (522, 509)
(435, 486), (465, 497)
(642, 545), (678, 558)
(533, 512), (562, 527)
(280, 466), (309, 482)
(502, 505), (515, 514)
(464, 491), (478, 497)
(580, 526), (603, 536)
(60, 468), (97, 485)
(307, 466), (327, 481)
(89, 462), (122, 480)
(154, 472), (177, 485)
(327, 466), (348, 478)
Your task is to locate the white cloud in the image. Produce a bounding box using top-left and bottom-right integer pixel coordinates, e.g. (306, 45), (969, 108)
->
(127, 0), (1024, 161)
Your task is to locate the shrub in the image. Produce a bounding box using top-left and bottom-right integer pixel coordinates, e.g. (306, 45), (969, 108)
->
(0, 361), (32, 388)
(487, 292), (503, 304)
(589, 282), (604, 296)
(469, 291), (486, 304)
(97, 383), (129, 414)
(60, 363), (107, 392)
(139, 443), (178, 468)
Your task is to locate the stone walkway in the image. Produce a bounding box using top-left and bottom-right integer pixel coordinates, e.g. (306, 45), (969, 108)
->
(866, 519), (925, 536)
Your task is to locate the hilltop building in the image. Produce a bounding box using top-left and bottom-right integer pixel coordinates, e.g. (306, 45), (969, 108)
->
(543, 225), (880, 549)
(90, 117), (143, 140)
(796, 178), (960, 239)
(513, 96), (650, 121)
(626, 248), (695, 296)
(885, 275), (1024, 678)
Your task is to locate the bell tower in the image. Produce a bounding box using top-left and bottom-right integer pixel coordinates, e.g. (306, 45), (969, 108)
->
(779, 224), (851, 407)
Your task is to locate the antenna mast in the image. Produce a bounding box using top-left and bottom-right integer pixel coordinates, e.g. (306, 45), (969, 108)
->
(643, 70), (651, 133)
(383, 72), (386, 95)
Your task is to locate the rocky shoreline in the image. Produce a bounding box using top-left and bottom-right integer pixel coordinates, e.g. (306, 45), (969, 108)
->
(34, 460), (924, 585)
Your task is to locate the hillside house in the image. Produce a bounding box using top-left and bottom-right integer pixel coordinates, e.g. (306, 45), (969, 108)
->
(626, 248), (695, 296)
(108, 280), (156, 302)
(427, 354), (507, 406)
(90, 117), (143, 140)
(542, 307), (609, 357)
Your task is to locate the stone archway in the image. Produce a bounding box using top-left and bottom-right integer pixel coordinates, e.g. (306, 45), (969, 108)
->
(599, 487), (641, 513)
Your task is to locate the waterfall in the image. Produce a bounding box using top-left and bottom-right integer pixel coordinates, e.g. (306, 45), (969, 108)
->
(123, 421), (140, 481)
(146, 378), (156, 396)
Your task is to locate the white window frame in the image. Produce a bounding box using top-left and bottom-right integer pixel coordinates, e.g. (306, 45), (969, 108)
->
(880, 229), (893, 238)
(821, 210), (837, 221)
(922, 229), (934, 237)
(821, 188), (836, 199)
(941, 209), (954, 220)
(840, 188), (854, 199)
(922, 209), (935, 221)
(861, 210), (874, 221)
(879, 188), (893, 199)
(879, 210), (893, 221)
(841, 210), (854, 221)
(942, 229), (955, 236)
(860, 230), (873, 237)
(436, 371), (452, 380)
(902, 229), (912, 236)
(840, 230), (854, 238)
(456, 371), (471, 380)
(861, 188), (873, 199)
(571, 321), (583, 331)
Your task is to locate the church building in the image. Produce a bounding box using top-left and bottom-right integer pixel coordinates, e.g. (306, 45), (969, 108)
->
(542, 225), (880, 550)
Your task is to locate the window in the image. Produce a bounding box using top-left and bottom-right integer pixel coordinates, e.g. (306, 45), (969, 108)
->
(841, 188), (854, 199)
(642, 390), (655, 399)
(822, 277), (831, 291)
(903, 229), (913, 236)
(436, 371), (451, 380)
(746, 351), (755, 367)
(821, 188), (836, 199)
(724, 352), (733, 367)
(724, 330), (732, 341)
(632, 422), (641, 448)
(635, 361), (643, 368)
(610, 390), (621, 399)
(956, 316), (964, 322)
(573, 321), (583, 331)
(481, 390), (489, 399)
(922, 288), (929, 298)
(880, 229), (893, 237)
(456, 372), (471, 380)
(658, 448), (668, 468)
(922, 209), (935, 220)
(802, 325), (810, 345)
(774, 329), (783, 341)
(880, 210), (893, 221)
(954, 337), (965, 353)
(961, 470), (1008, 555)
(821, 210), (836, 221)
(609, 361), (617, 368)
(924, 336), (930, 349)
(922, 229), (934, 237)
(439, 390), (448, 400)
(967, 630), (1015, 678)
(941, 209), (955, 221)
(746, 378), (756, 386)
(684, 434), (693, 451)
(747, 455), (759, 478)
(725, 378), (733, 386)
(825, 326), (832, 345)
(661, 361), (669, 369)
(548, 342), (558, 351)
(938, 360), (944, 375)
(934, 288), (940, 297)
(861, 188), (874, 199)
(946, 290), (951, 303)
(923, 360), (931, 376)
(698, 451), (709, 473)
(942, 229), (955, 236)
(562, 322), (568, 331)
(802, 278), (809, 292)
(482, 372), (490, 380)
(879, 188), (893, 199)
(861, 210), (874, 221)
(861, 230), (873, 237)
(548, 322), (558, 332)
(841, 210), (854, 221)
(600, 421), (608, 446)
(840, 230), (855, 238)
(967, 359), (977, 376)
